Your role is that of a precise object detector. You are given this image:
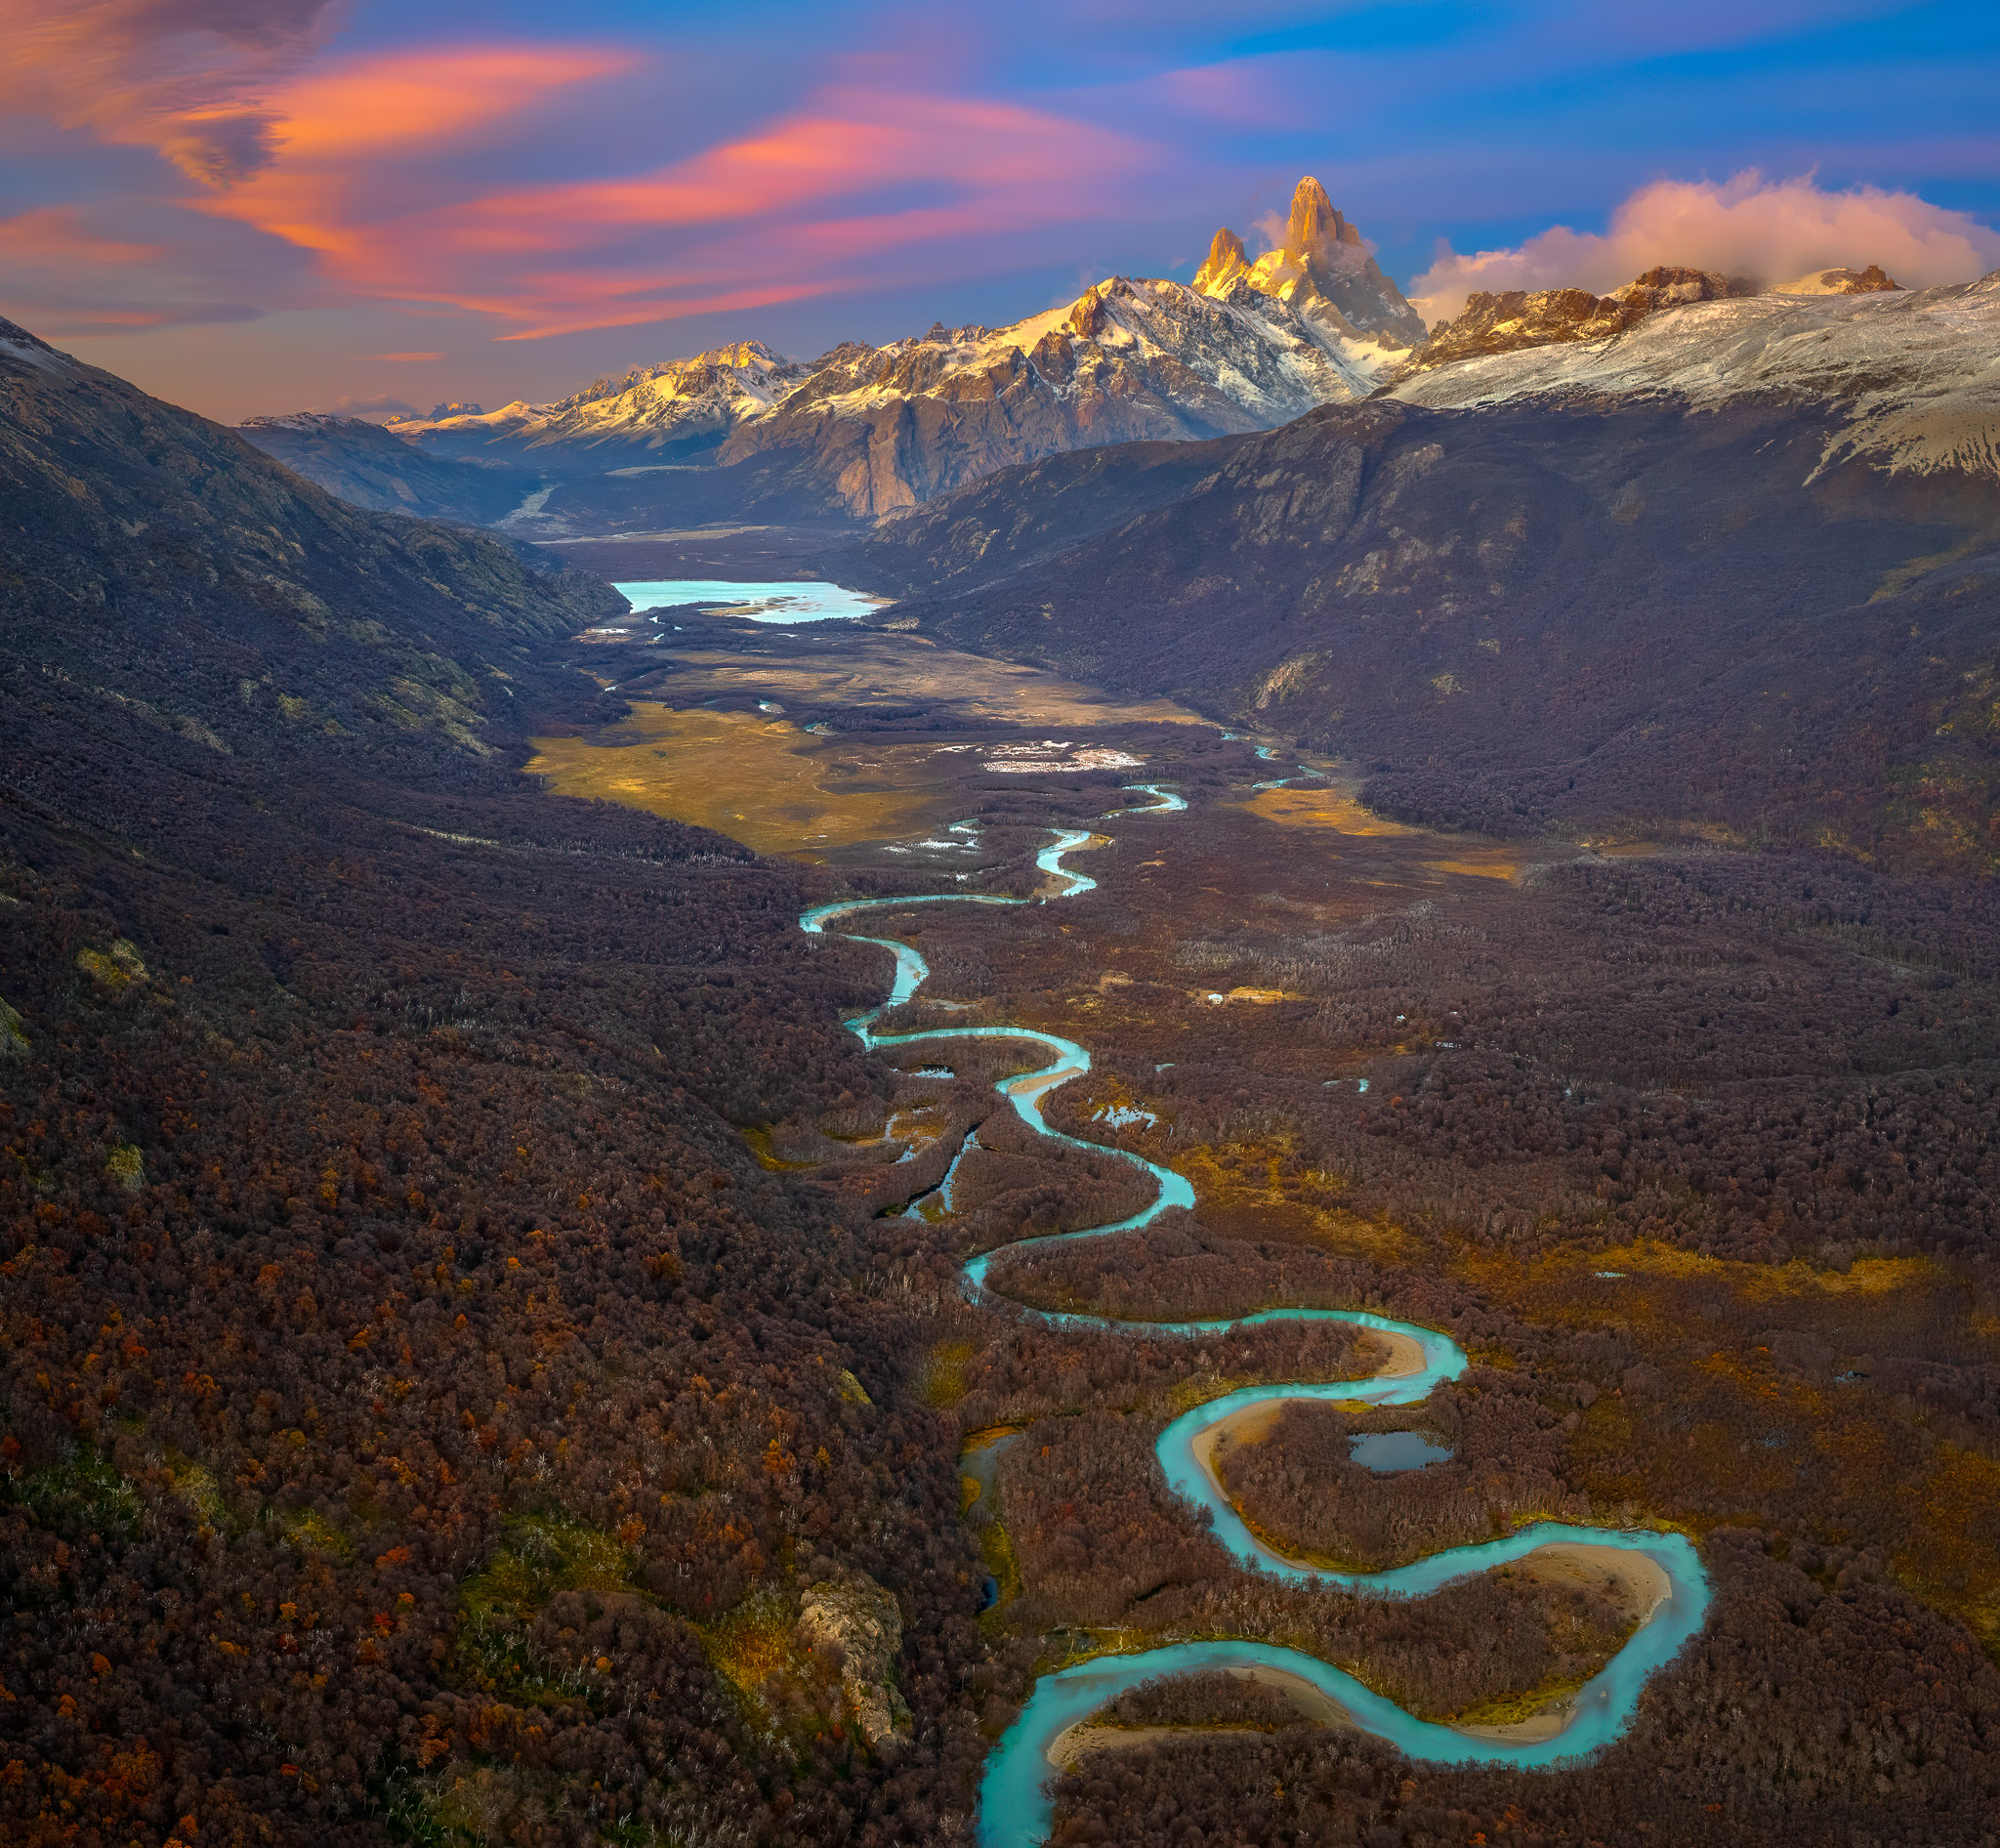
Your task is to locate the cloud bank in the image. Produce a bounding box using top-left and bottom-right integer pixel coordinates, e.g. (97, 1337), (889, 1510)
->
(1408, 172), (2000, 325)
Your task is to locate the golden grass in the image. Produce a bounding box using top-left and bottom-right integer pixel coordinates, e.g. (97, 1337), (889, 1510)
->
(525, 704), (965, 857)
(920, 1339), (980, 1408)
(1422, 853), (1522, 880)
(1231, 786), (1420, 836)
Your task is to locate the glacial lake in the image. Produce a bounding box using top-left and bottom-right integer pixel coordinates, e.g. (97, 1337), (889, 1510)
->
(614, 578), (890, 622)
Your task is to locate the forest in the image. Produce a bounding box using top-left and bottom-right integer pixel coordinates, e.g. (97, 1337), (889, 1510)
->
(0, 320), (1014, 1848)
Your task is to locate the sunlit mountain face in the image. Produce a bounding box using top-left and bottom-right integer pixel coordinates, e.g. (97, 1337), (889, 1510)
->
(6, 8), (2000, 1848)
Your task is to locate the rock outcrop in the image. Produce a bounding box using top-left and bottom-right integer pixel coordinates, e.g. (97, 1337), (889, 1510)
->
(1403, 267), (1761, 375)
(1776, 264), (1903, 296)
(1403, 264), (1906, 379)
(796, 1574), (910, 1748)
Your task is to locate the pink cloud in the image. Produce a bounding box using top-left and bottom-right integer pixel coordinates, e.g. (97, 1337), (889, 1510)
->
(1, 6), (1158, 349)
(0, 206), (165, 267)
(1408, 171), (2000, 323)
(192, 69), (1150, 339)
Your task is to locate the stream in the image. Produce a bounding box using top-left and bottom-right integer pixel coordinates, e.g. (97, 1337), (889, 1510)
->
(798, 786), (1710, 1848)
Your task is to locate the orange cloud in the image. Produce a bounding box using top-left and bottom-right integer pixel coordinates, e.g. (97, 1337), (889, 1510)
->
(7, 13), (1154, 346)
(259, 45), (636, 160)
(194, 76), (1148, 338)
(0, 0), (339, 185)
(0, 206), (165, 267)
(372, 351), (444, 362)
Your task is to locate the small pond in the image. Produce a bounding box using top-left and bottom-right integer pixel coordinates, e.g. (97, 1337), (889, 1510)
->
(1349, 1431), (1453, 1473)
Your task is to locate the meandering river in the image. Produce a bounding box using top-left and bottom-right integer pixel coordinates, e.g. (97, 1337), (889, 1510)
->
(799, 786), (1710, 1848)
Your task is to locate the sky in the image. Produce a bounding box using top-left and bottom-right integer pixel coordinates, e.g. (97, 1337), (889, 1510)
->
(3, 0), (1998, 424)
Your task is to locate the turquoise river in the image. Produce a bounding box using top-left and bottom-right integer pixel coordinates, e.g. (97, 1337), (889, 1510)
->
(798, 784), (1709, 1848)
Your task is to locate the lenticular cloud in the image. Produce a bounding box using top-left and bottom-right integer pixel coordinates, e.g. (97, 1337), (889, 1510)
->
(1407, 172), (2000, 326)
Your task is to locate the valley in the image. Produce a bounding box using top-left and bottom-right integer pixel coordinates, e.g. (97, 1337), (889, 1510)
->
(516, 579), (2000, 1844)
(5, 168), (2000, 1848)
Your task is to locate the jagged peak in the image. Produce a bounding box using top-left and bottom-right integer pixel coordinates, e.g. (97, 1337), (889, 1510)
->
(1285, 175), (1363, 265)
(1193, 227), (1250, 296)
(1188, 178), (1426, 346)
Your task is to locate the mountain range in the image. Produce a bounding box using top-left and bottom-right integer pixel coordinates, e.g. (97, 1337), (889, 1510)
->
(239, 177), (1960, 542)
(240, 178), (1437, 529)
(837, 270), (2000, 874)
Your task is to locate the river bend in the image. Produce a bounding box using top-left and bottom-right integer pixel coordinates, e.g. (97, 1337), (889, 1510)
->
(798, 789), (1709, 1848)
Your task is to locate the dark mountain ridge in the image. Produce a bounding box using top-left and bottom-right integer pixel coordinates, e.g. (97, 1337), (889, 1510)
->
(236, 412), (542, 527)
(0, 314), (625, 774)
(840, 389), (2000, 874)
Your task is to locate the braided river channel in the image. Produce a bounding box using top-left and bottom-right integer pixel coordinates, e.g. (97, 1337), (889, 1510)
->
(800, 790), (1710, 1848)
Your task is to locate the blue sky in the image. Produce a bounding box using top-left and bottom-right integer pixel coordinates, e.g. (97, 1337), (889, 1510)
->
(3, 0), (1995, 419)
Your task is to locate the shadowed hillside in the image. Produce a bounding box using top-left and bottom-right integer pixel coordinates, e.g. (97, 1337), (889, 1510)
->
(844, 391), (2000, 873)
(0, 317), (1003, 1848)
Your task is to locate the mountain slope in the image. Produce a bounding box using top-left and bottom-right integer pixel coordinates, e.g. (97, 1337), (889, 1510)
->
(839, 284), (2000, 873)
(0, 314), (998, 1848)
(0, 315), (623, 777)
(1386, 271), (2000, 483)
(238, 411), (542, 525)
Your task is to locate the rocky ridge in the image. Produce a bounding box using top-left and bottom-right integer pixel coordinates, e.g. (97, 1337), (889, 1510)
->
(392, 340), (813, 466)
(1399, 264), (1903, 379)
(1386, 270), (2000, 483)
(709, 255), (1410, 519)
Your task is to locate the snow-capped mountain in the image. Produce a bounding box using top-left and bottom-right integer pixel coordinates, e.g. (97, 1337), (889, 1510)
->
(390, 341), (812, 465)
(1388, 270), (2000, 482)
(246, 174), (1993, 534)
(276, 178), (1429, 525)
(713, 252), (1416, 518)
(702, 175), (1427, 518)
